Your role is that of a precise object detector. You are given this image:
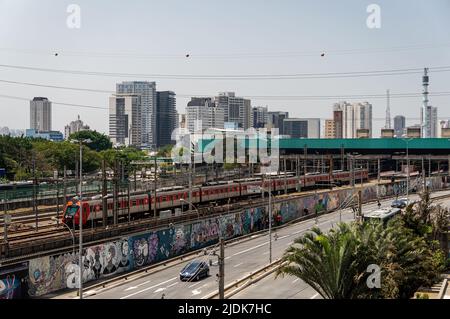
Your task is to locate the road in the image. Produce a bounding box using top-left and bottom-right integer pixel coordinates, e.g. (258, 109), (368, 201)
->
(53, 190), (450, 299)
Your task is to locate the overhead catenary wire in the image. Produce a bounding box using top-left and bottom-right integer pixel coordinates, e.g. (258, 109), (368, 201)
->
(2, 79), (450, 101)
(1, 41), (450, 59)
(1, 63), (450, 80)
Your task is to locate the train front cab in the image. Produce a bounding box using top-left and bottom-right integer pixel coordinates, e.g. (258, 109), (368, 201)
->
(62, 200), (90, 227)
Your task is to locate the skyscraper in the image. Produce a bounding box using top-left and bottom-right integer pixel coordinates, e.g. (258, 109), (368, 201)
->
(116, 81), (156, 147)
(156, 91), (178, 147)
(186, 97), (224, 133)
(267, 111), (289, 133)
(109, 94), (142, 146)
(252, 106), (268, 128)
(215, 92), (252, 130)
(324, 119), (336, 138)
(393, 115), (406, 138)
(333, 101), (372, 138)
(30, 97), (52, 131)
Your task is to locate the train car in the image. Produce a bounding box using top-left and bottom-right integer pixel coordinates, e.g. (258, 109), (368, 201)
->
(63, 169), (369, 227)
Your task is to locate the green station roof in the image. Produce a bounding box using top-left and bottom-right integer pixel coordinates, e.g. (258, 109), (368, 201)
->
(279, 138), (450, 150)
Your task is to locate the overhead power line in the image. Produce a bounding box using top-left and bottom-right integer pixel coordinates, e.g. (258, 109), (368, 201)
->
(1, 63), (450, 80)
(2, 79), (450, 101)
(1, 42), (450, 59)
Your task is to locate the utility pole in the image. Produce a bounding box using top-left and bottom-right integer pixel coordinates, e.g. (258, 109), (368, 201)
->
(358, 190), (362, 222)
(3, 199), (8, 245)
(56, 178), (60, 226)
(377, 158), (381, 183)
(154, 157), (157, 218)
(102, 159), (107, 227)
(218, 238), (225, 299)
(113, 159), (119, 225)
(127, 180), (131, 222)
(63, 165), (67, 203)
(78, 141), (83, 299)
(32, 152), (38, 231)
(268, 173), (272, 264)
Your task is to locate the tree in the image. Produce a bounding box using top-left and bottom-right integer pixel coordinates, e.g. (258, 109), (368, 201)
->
(276, 218), (445, 299)
(68, 130), (112, 152)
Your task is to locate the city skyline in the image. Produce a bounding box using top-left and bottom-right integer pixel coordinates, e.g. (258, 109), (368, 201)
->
(0, 0), (450, 135)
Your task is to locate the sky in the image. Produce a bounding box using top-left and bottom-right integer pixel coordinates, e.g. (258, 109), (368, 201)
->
(0, 0), (449, 135)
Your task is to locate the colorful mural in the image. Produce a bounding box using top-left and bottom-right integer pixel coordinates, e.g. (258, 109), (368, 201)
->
(22, 179), (444, 298)
(0, 274), (22, 299)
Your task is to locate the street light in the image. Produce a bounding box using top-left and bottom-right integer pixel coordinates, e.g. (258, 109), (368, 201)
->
(70, 138), (91, 299)
(400, 138), (413, 200)
(180, 198), (200, 220)
(51, 217), (75, 254)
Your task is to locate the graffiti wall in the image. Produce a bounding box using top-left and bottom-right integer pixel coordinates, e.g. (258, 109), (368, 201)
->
(23, 179), (444, 297)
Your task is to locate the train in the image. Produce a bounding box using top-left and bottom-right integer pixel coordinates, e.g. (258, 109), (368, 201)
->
(62, 169), (368, 227)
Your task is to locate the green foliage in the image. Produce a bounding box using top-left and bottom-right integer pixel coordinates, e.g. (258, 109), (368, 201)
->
(157, 144), (174, 157)
(100, 146), (147, 171)
(68, 130), (112, 152)
(277, 217), (446, 299)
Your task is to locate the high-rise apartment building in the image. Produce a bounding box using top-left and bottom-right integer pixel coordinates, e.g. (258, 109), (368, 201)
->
(324, 119), (335, 138)
(267, 111), (289, 133)
(116, 81), (156, 147)
(156, 91), (178, 147)
(109, 94), (142, 146)
(30, 97), (52, 132)
(394, 115), (406, 138)
(64, 115), (90, 139)
(283, 118), (320, 138)
(186, 97), (225, 133)
(333, 101), (373, 138)
(252, 106), (268, 128)
(215, 92), (252, 130)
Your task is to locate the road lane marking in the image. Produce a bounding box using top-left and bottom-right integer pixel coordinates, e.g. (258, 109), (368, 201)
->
(292, 278), (299, 284)
(233, 262), (244, 268)
(120, 277), (177, 299)
(166, 282), (178, 288)
(277, 235), (290, 240)
(310, 293), (319, 299)
(225, 256), (231, 260)
(192, 289), (201, 295)
(232, 241), (268, 256)
(292, 230), (302, 235)
(124, 280), (151, 291)
(154, 287), (165, 293)
(188, 282), (201, 288)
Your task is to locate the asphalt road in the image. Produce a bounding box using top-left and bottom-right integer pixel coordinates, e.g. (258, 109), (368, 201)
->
(67, 190), (450, 300)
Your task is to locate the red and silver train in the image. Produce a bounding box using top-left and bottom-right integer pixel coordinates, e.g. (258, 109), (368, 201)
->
(62, 169), (368, 227)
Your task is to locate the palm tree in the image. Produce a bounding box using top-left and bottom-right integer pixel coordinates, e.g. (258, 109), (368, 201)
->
(276, 218), (445, 299)
(276, 224), (365, 299)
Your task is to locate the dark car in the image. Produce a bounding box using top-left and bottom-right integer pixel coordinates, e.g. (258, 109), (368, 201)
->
(391, 198), (409, 209)
(180, 260), (209, 281)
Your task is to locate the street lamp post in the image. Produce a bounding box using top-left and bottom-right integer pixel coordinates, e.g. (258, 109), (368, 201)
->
(52, 217), (75, 254)
(268, 173), (272, 264)
(402, 138), (413, 200)
(70, 138), (91, 299)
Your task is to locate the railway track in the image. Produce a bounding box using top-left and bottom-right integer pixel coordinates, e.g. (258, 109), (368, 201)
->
(3, 186), (450, 246)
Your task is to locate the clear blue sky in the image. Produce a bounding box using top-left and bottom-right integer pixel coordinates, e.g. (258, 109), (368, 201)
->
(0, 0), (449, 134)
